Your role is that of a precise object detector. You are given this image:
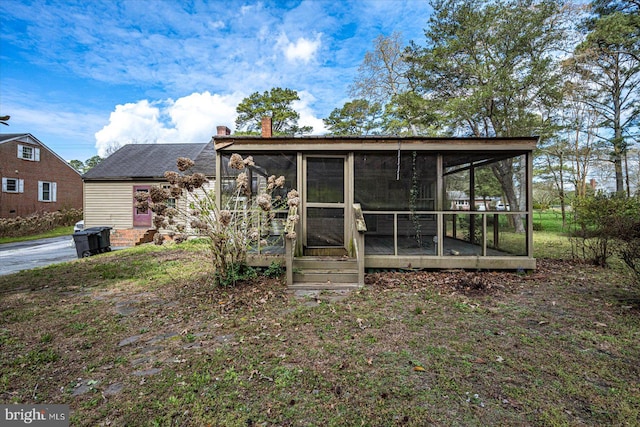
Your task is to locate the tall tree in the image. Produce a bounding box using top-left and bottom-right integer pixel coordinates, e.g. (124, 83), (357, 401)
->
(405, 0), (568, 232)
(537, 62), (606, 225)
(571, 0), (640, 194)
(84, 155), (103, 171)
(235, 88), (312, 135)
(350, 32), (434, 135)
(68, 155), (103, 173)
(68, 160), (85, 173)
(350, 32), (409, 106)
(103, 142), (122, 157)
(323, 99), (383, 135)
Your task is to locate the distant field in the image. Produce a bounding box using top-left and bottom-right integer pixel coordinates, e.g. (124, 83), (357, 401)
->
(532, 209), (570, 234)
(532, 209), (573, 259)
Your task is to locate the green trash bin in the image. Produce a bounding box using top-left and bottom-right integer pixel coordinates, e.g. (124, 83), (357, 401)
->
(73, 230), (101, 258)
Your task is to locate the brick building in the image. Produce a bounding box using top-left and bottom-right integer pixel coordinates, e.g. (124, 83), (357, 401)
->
(0, 133), (83, 217)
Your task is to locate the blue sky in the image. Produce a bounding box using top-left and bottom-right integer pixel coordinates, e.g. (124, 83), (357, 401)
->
(1, 0), (432, 161)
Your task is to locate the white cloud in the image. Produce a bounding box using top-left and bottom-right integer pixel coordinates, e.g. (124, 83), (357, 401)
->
(208, 20), (225, 30)
(293, 90), (327, 135)
(240, 4), (259, 16)
(94, 90), (328, 155)
(280, 33), (322, 63)
(94, 101), (163, 156)
(168, 91), (242, 139)
(94, 92), (243, 157)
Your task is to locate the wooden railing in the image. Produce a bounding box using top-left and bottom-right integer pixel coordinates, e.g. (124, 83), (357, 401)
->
(352, 203), (367, 286)
(284, 205), (298, 286)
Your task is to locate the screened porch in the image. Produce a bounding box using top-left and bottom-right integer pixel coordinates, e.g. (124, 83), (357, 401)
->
(213, 136), (537, 273)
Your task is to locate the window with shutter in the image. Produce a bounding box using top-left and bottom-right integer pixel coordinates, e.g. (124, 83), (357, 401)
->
(38, 181), (57, 201)
(17, 144), (40, 161)
(2, 177), (23, 193)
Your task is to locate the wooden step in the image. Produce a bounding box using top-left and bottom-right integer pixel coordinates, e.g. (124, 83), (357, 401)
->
(288, 282), (362, 290)
(293, 272), (359, 284)
(293, 257), (357, 270)
(291, 255), (361, 286)
(304, 248), (348, 256)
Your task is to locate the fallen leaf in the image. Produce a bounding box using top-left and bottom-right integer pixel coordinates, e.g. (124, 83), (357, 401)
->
(496, 356), (504, 363)
(413, 366), (425, 372)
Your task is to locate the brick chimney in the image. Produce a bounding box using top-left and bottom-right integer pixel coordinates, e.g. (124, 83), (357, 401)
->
(261, 116), (272, 138)
(217, 125), (231, 136)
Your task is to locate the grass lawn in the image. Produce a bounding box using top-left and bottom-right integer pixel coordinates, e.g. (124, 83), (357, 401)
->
(532, 209), (571, 235)
(1, 235), (639, 425)
(0, 226), (75, 244)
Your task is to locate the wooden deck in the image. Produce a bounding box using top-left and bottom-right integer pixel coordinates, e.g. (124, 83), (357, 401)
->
(248, 234), (531, 266)
(364, 235), (513, 256)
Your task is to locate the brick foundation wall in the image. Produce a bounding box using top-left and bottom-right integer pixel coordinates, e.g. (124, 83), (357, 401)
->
(110, 228), (156, 247)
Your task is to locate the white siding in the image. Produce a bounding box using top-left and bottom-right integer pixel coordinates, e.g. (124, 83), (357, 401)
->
(84, 180), (215, 230)
(158, 181), (215, 235)
(84, 181), (155, 229)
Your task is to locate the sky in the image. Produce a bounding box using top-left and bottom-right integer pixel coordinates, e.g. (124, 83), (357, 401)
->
(0, 0), (432, 161)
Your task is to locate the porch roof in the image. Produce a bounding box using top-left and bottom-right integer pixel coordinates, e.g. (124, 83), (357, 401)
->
(213, 135), (538, 153)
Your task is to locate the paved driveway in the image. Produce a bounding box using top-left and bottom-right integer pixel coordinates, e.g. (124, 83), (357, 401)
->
(0, 236), (79, 276)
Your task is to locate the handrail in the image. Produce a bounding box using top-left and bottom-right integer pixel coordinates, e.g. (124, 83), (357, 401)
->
(352, 203), (367, 286)
(284, 205), (298, 286)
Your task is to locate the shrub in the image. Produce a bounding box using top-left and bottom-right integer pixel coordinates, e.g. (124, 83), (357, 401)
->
(611, 217), (640, 285)
(144, 154), (298, 286)
(570, 193), (640, 283)
(263, 261), (285, 278)
(0, 209), (82, 238)
(215, 262), (257, 287)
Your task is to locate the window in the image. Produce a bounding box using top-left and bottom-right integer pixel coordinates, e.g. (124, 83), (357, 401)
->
(135, 188), (149, 213)
(354, 152), (436, 211)
(2, 177), (24, 193)
(220, 153), (296, 208)
(17, 144), (40, 161)
(163, 185), (176, 209)
(38, 181), (57, 202)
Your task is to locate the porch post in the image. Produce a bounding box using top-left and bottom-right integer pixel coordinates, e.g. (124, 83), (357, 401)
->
(527, 151), (534, 258)
(436, 154), (444, 256)
(284, 205), (298, 286)
(215, 150), (222, 210)
(469, 163), (476, 243)
(297, 152), (303, 250)
(285, 238), (293, 286)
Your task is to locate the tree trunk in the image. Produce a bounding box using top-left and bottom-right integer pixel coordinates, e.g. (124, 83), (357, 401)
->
(558, 151), (567, 227)
(614, 133), (625, 194)
(492, 160), (525, 233)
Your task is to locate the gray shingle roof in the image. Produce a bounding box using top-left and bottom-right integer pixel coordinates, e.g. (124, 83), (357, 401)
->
(0, 133), (30, 143)
(82, 143), (215, 180)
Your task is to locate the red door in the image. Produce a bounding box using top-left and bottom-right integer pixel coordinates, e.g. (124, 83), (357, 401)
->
(133, 185), (152, 227)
